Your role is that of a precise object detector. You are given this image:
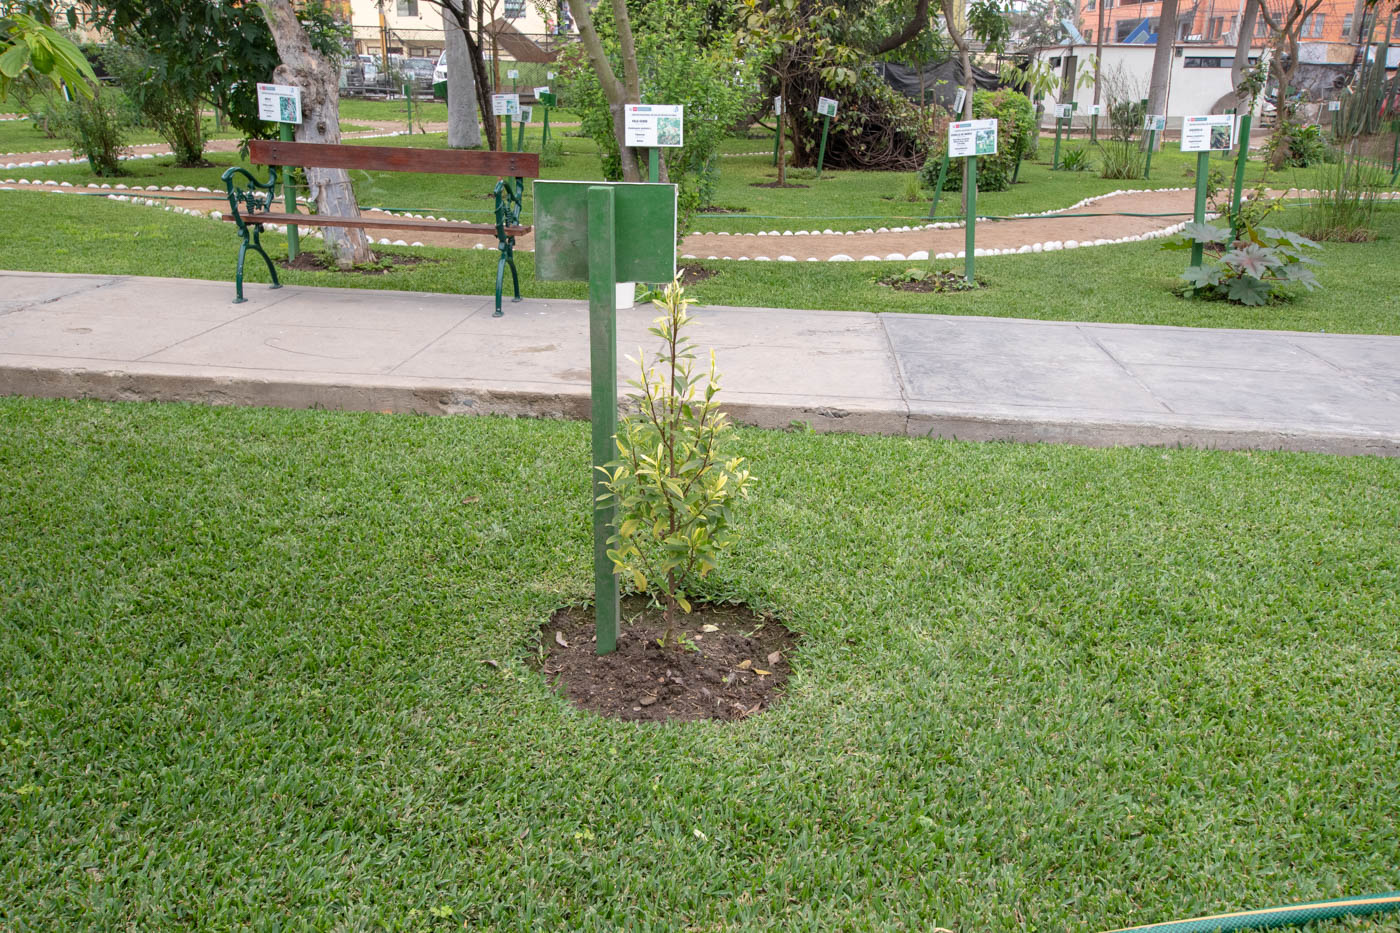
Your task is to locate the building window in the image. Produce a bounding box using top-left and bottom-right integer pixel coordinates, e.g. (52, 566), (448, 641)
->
(1085, 28), (1093, 42)
(1085, 0), (1094, 10)
(504, 0), (525, 18)
(1301, 13), (1324, 37)
(1256, 16), (1269, 36)
(396, 0), (418, 16)
(1184, 56), (1230, 67)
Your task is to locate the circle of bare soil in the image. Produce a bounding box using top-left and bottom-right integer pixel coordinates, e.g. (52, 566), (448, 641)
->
(750, 181), (809, 189)
(276, 251), (442, 274)
(537, 596), (799, 723)
(678, 263), (716, 286)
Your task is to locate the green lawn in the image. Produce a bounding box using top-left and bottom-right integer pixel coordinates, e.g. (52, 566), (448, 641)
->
(338, 97), (582, 128)
(0, 115), (253, 157)
(1, 397), (1397, 929)
(2, 188), (1397, 335)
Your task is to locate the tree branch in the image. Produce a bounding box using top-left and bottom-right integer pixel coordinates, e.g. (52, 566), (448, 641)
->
(870, 0), (931, 55)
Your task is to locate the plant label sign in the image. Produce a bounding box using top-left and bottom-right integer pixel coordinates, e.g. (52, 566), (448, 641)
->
(1086, 104), (1102, 117)
(1181, 113), (1234, 151)
(624, 104), (684, 147)
(773, 96), (782, 115)
(257, 83), (302, 124)
(816, 97), (839, 118)
(519, 105), (532, 123)
(1145, 114), (1167, 131)
(1328, 100), (1341, 111)
(491, 93), (521, 117)
(1056, 103), (1074, 119)
(534, 86), (550, 98)
(948, 118), (997, 158)
(507, 69), (520, 79)
(953, 87), (966, 114)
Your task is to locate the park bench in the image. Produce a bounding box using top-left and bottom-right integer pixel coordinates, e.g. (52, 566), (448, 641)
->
(221, 139), (539, 316)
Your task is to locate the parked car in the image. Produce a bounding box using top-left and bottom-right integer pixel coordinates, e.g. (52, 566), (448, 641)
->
(356, 54), (379, 82)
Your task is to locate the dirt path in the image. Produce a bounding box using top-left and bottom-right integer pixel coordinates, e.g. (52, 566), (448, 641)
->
(6, 179), (1395, 259)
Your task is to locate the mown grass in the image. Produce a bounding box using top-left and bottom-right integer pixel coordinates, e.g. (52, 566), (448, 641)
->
(1, 397), (1398, 930)
(337, 97), (582, 128)
(0, 116), (248, 157)
(2, 189), (1398, 335)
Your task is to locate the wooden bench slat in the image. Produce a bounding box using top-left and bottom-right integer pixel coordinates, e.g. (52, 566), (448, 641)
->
(221, 212), (530, 236)
(249, 139), (540, 178)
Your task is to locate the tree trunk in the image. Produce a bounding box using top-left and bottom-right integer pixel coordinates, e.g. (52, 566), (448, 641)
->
(262, 0), (374, 268)
(442, 0), (481, 148)
(1231, 0), (1260, 111)
(566, 0), (642, 180)
(1093, 0), (1107, 106)
(470, 1), (499, 150)
(1146, 0), (1180, 150)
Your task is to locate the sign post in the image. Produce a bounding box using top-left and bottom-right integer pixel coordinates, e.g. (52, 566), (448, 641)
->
(1181, 114), (1236, 270)
(1052, 102), (1072, 169)
(1087, 103), (1102, 144)
(257, 82), (302, 261)
(1329, 98), (1341, 137)
(948, 118), (997, 283)
(1230, 111), (1253, 234)
(926, 152), (950, 220)
(517, 105), (532, 152)
(1143, 114), (1165, 179)
(815, 97), (838, 177)
(772, 96), (782, 166)
(508, 68), (519, 94)
(404, 82), (413, 133)
(624, 104), (684, 183)
(535, 88), (554, 149)
(533, 180), (679, 655)
(492, 93), (520, 151)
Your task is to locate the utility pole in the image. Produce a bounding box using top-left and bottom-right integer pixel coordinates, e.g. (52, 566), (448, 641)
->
(379, 6), (389, 65)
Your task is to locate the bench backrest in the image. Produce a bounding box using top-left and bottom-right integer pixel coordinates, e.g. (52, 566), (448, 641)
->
(248, 139), (539, 178)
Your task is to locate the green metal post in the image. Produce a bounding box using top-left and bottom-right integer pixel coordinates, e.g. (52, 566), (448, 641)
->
(1220, 108), (1235, 160)
(504, 114), (513, 153)
(404, 83), (412, 133)
(772, 117), (781, 166)
(964, 156), (977, 284)
(1230, 112), (1253, 235)
(587, 186), (620, 655)
(1052, 116), (1063, 169)
(1091, 113), (1098, 144)
(1190, 150), (1210, 271)
(1391, 120), (1399, 182)
(1144, 128), (1156, 179)
(279, 122), (300, 261)
(649, 147), (659, 183)
(517, 112), (527, 152)
(542, 104), (550, 151)
(927, 152), (950, 219)
(816, 115), (832, 178)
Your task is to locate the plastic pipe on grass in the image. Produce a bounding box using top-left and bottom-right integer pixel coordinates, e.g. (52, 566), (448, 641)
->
(1100, 891), (1400, 933)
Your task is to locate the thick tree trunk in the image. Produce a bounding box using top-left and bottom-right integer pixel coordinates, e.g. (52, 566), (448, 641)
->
(1232, 0), (1260, 111)
(1146, 0), (1180, 130)
(442, 0), (481, 148)
(263, 0), (374, 268)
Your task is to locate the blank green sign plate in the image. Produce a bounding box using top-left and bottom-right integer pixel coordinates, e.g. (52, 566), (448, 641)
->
(533, 181), (677, 283)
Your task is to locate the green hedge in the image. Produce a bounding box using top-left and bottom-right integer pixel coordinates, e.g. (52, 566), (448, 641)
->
(919, 89), (1035, 193)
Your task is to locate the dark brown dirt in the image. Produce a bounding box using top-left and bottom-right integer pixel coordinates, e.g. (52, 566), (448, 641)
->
(750, 181), (809, 189)
(878, 270), (982, 293)
(678, 264), (716, 286)
(537, 596), (798, 723)
(697, 205), (747, 213)
(276, 251), (441, 274)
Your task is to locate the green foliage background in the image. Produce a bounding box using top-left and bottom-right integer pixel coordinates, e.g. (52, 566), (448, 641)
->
(920, 89), (1034, 192)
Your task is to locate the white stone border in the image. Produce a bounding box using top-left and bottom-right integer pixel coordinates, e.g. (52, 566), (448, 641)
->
(0, 131), (408, 170)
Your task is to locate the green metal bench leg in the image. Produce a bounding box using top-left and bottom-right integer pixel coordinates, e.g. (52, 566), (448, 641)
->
(234, 240), (249, 303)
(233, 230), (282, 304)
(494, 253), (507, 317)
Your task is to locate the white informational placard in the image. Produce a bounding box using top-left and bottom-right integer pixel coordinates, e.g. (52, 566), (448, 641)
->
(953, 87), (966, 114)
(491, 93), (521, 117)
(816, 97), (839, 118)
(507, 69), (519, 79)
(1181, 113), (1235, 151)
(534, 86), (549, 98)
(624, 104), (684, 147)
(519, 105), (532, 122)
(1328, 100), (1341, 111)
(256, 82), (302, 124)
(1056, 103), (1074, 119)
(774, 95), (783, 116)
(1086, 103), (1102, 117)
(948, 118), (998, 158)
(1145, 114), (1167, 131)
(547, 71), (556, 79)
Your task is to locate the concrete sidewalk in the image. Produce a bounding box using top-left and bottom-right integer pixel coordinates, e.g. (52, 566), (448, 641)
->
(2, 271), (1397, 456)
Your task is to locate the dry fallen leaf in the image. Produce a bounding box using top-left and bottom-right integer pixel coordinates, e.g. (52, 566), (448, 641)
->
(767, 651), (781, 665)
(737, 659), (752, 670)
(462, 496), (480, 504)
(480, 659), (499, 669)
(754, 669), (771, 676)
(701, 624), (719, 633)
(555, 631), (570, 648)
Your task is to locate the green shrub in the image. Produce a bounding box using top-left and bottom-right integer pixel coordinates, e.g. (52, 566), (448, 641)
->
(601, 281), (752, 645)
(918, 89), (1034, 193)
(1060, 144), (1092, 171)
(1099, 98), (1146, 179)
(1264, 121), (1333, 168)
(1163, 221), (1322, 306)
(1300, 148), (1386, 241)
(54, 86), (135, 176)
(101, 44), (207, 167)
(539, 138), (565, 168)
